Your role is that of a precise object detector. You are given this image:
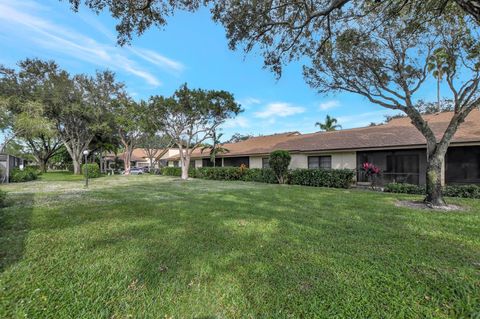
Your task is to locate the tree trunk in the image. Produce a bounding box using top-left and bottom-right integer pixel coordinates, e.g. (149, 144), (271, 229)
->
(180, 151), (190, 180)
(424, 137), (447, 207)
(73, 158), (81, 175)
(455, 0), (480, 24)
(437, 75), (441, 112)
(124, 149), (132, 175)
(39, 158), (48, 173)
(99, 147), (104, 173)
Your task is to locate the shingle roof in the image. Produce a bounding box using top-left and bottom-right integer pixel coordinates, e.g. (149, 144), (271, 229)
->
(183, 110), (480, 160)
(105, 148), (168, 162)
(276, 109), (480, 152)
(188, 132), (302, 159)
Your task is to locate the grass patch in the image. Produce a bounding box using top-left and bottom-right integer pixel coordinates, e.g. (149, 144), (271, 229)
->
(39, 171), (85, 182)
(0, 174), (479, 318)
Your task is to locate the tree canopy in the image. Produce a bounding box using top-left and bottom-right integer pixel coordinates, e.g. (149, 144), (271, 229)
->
(63, 1), (480, 49)
(150, 83), (241, 179)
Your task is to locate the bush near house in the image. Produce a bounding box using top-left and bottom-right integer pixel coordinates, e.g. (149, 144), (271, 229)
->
(242, 168), (278, 184)
(269, 150), (291, 184)
(10, 167), (41, 183)
(289, 168), (356, 189)
(384, 183), (425, 195)
(81, 163), (101, 178)
(443, 184), (480, 199)
(160, 167), (183, 177)
(384, 183), (480, 199)
(161, 166), (355, 189)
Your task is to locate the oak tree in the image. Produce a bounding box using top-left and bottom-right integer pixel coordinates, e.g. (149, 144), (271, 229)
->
(150, 84), (241, 180)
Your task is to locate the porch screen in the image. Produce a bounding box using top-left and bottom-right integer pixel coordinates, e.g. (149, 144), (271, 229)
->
(446, 146), (480, 184)
(202, 158), (222, 167)
(223, 157), (249, 167)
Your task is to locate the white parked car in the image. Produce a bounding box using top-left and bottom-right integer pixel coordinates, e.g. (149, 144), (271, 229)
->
(129, 168), (144, 175)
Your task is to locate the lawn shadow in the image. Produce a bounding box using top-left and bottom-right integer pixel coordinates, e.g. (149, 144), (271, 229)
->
(4, 177), (478, 317)
(83, 180), (480, 317)
(0, 192), (35, 273)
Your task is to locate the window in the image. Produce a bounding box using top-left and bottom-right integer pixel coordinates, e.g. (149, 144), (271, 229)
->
(173, 161), (179, 167)
(262, 158), (270, 169)
(308, 156), (332, 169)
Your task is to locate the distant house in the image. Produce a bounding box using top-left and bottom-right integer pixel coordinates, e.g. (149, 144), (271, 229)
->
(166, 110), (480, 186)
(0, 153), (26, 183)
(104, 148), (180, 170)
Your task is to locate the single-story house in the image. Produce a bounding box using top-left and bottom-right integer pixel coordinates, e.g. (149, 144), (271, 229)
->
(104, 148), (180, 170)
(167, 110), (480, 186)
(0, 153), (26, 183)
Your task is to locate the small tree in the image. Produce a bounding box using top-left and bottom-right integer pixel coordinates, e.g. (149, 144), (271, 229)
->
(138, 134), (173, 169)
(226, 133), (253, 143)
(201, 131), (229, 167)
(269, 150), (291, 184)
(150, 83), (241, 180)
(315, 115), (341, 131)
(111, 98), (148, 175)
(427, 48), (450, 112)
(0, 60), (62, 170)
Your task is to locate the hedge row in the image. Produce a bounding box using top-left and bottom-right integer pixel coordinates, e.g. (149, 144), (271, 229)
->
(10, 167), (41, 183)
(160, 167), (355, 189)
(289, 168), (355, 189)
(384, 183), (480, 199)
(82, 163), (101, 178)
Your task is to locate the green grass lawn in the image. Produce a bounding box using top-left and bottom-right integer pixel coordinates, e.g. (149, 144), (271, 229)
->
(1, 173), (479, 318)
(38, 170), (94, 182)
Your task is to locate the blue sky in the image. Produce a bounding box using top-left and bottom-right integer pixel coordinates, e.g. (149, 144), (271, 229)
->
(0, 0), (443, 139)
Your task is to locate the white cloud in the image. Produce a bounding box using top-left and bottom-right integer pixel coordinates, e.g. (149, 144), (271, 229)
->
(222, 116), (250, 128)
(337, 109), (400, 128)
(129, 48), (185, 74)
(319, 100), (340, 110)
(239, 97), (261, 107)
(254, 102), (305, 118)
(0, 1), (184, 86)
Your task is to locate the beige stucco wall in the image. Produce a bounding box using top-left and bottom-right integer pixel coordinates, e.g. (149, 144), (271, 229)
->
(249, 157), (263, 169)
(195, 159), (203, 168)
(289, 154), (308, 169)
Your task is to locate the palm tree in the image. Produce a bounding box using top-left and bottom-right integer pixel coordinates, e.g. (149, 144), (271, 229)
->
(315, 115), (342, 131)
(201, 131), (229, 167)
(427, 48), (450, 113)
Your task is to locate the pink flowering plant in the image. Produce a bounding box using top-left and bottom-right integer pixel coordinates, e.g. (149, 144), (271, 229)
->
(361, 162), (381, 187)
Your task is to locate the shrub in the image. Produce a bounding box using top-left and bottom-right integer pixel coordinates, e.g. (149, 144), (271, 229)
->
(161, 165), (354, 189)
(81, 163), (100, 178)
(384, 183), (425, 195)
(195, 167), (244, 180)
(444, 184), (480, 199)
(269, 150), (291, 184)
(27, 165), (43, 174)
(10, 167), (40, 183)
(289, 169), (355, 188)
(160, 167), (182, 176)
(242, 168), (278, 184)
(385, 182), (480, 199)
(0, 189), (6, 207)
